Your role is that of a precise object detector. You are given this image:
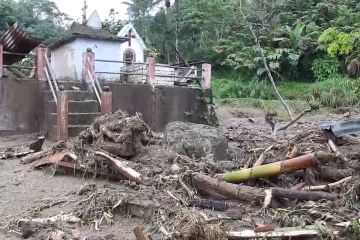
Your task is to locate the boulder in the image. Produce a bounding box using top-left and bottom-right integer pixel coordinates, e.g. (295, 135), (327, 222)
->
(164, 122), (228, 161)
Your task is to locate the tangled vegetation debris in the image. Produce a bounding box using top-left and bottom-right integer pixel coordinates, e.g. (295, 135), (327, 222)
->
(4, 110), (360, 239)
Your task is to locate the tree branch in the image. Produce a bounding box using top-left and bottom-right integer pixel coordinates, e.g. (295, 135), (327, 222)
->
(239, 0), (293, 120)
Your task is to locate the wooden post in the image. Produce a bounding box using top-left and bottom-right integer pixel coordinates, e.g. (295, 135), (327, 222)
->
(201, 63), (212, 89)
(56, 91), (68, 141)
(35, 45), (48, 81)
(146, 57), (156, 88)
(82, 48), (95, 82)
(101, 91), (113, 115)
(0, 44), (3, 78)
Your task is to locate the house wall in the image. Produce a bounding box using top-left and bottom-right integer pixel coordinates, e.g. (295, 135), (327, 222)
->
(51, 38), (122, 81)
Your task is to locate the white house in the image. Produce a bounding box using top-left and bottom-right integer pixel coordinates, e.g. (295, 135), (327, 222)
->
(50, 10), (128, 81)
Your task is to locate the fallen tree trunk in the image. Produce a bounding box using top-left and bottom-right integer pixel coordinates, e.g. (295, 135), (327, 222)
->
(95, 151), (143, 184)
(193, 173), (264, 203)
(21, 149), (53, 164)
(216, 151), (335, 183)
(193, 174), (337, 203)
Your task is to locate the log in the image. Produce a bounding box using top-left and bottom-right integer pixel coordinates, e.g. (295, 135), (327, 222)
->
(194, 174), (337, 203)
(271, 187), (337, 201)
(18, 214), (81, 225)
(318, 166), (354, 181)
(21, 149), (52, 164)
(226, 226), (321, 239)
(216, 151), (335, 183)
(193, 173), (264, 203)
(133, 225), (151, 240)
(95, 151), (143, 184)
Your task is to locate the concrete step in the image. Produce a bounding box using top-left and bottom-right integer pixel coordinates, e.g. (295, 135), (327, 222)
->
(49, 125), (89, 140)
(44, 90), (97, 101)
(44, 81), (87, 91)
(47, 100), (99, 113)
(49, 113), (100, 125)
(68, 125), (88, 137)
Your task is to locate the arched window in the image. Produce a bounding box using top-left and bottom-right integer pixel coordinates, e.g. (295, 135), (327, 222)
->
(123, 48), (136, 65)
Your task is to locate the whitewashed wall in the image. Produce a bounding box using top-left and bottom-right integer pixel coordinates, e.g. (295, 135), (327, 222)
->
(51, 38), (122, 81)
(119, 39), (145, 64)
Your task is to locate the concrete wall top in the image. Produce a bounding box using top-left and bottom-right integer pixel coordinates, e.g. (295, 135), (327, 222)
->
(0, 78), (44, 134)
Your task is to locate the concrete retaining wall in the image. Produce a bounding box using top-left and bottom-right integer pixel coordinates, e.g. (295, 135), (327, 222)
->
(0, 79), (44, 134)
(109, 83), (214, 131)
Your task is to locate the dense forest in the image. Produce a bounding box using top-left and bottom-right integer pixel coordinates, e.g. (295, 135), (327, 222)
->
(1, 0), (360, 106)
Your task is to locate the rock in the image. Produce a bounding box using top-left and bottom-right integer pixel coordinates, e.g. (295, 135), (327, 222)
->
(164, 122), (228, 161)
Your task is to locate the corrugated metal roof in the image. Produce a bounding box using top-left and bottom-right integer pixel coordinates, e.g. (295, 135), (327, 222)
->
(320, 116), (360, 137)
(0, 23), (41, 65)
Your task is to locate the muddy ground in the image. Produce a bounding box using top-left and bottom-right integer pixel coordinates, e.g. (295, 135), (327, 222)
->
(0, 104), (359, 239)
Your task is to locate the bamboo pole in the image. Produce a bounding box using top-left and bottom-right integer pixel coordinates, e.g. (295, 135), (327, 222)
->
(216, 151), (335, 183)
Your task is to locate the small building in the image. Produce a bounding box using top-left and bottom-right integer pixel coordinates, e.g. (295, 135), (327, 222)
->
(50, 10), (127, 81)
(118, 23), (147, 64)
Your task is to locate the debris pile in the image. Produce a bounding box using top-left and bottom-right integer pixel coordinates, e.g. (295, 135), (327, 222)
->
(7, 110), (360, 239)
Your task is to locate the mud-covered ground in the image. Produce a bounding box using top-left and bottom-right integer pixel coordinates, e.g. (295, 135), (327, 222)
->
(0, 105), (359, 239)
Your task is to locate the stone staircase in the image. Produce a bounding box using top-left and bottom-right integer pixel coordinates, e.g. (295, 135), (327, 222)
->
(44, 83), (101, 140)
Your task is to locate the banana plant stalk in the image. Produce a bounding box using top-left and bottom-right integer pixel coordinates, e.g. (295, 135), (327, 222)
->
(216, 151), (335, 183)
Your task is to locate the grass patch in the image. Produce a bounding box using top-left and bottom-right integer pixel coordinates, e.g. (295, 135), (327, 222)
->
(213, 73), (360, 108)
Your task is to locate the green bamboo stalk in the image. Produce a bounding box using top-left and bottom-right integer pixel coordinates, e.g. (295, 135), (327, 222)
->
(216, 151), (335, 183)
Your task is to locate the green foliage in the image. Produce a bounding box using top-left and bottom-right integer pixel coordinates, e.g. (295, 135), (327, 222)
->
(312, 57), (340, 81)
(0, 0), (68, 42)
(311, 77), (360, 108)
(319, 28), (360, 57)
(103, 9), (125, 35)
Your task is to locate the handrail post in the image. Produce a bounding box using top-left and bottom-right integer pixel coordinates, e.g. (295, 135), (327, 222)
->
(101, 90), (113, 115)
(146, 57), (156, 88)
(0, 44), (3, 78)
(201, 63), (212, 89)
(35, 44), (48, 81)
(57, 91), (68, 140)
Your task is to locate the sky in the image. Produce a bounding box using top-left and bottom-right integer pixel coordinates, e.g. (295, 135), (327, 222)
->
(53, 0), (129, 22)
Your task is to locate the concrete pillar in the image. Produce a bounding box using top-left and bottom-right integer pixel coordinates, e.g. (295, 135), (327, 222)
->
(201, 63), (212, 89)
(82, 48), (95, 82)
(101, 91), (113, 115)
(56, 91), (68, 141)
(146, 57), (156, 88)
(35, 46), (48, 81)
(0, 44), (3, 78)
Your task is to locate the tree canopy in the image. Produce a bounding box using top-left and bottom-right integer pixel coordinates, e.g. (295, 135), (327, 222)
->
(126, 0), (360, 81)
(0, 0), (69, 42)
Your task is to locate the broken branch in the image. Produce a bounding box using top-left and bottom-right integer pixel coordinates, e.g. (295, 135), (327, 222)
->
(303, 176), (353, 191)
(253, 145), (273, 167)
(277, 108), (312, 132)
(226, 226), (322, 239)
(21, 149), (52, 164)
(95, 151), (143, 184)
